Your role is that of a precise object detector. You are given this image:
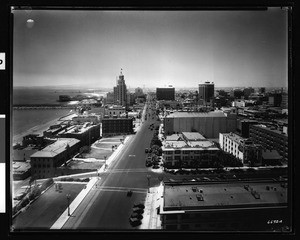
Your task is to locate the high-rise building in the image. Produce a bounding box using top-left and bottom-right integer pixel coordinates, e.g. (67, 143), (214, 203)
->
(281, 92), (288, 109)
(113, 69), (127, 107)
(268, 93), (282, 107)
(243, 87), (254, 99)
(156, 86), (175, 100)
(198, 82), (214, 104)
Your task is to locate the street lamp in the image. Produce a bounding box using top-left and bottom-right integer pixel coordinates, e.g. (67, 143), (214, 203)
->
(147, 174), (151, 193)
(66, 194), (71, 216)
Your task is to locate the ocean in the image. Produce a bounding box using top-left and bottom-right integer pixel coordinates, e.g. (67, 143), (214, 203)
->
(12, 87), (108, 139)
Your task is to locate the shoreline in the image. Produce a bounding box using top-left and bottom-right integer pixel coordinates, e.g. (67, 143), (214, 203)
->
(13, 111), (76, 145)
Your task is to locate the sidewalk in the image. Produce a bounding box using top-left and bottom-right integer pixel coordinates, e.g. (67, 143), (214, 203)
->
(50, 177), (98, 229)
(50, 135), (131, 229)
(140, 183), (163, 229)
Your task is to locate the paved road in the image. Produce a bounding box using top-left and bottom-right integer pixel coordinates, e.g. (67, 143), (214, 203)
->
(12, 182), (85, 230)
(62, 102), (162, 229)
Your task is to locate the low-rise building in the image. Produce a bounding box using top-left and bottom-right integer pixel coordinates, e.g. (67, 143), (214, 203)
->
(58, 123), (100, 146)
(219, 132), (262, 166)
(249, 124), (288, 162)
(13, 161), (31, 180)
(162, 132), (219, 168)
(101, 117), (133, 137)
(30, 138), (81, 179)
(164, 111), (237, 138)
(159, 180), (288, 231)
(262, 150), (283, 166)
(107, 105), (126, 117)
(72, 114), (100, 124)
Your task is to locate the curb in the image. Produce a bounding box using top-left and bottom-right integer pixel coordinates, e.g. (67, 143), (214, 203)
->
(50, 177), (98, 229)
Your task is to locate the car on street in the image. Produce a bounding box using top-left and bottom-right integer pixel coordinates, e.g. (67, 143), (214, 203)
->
(145, 148), (148, 153)
(146, 161), (152, 167)
(132, 207), (144, 214)
(130, 213), (143, 219)
(133, 202), (145, 209)
(129, 217), (142, 227)
(127, 190), (133, 197)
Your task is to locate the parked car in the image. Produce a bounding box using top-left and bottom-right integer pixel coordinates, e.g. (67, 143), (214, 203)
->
(131, 213), (143, 219)
(132, 207), (144, 214)
(133, 202), (145, 209)
(129, 217), (142, 227)
(146, 162), (152, 167)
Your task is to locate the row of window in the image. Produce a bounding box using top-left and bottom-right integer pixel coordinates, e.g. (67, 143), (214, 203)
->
(32, 164), (51, 168)
(164, 150), (217, 155)
(33, 170), (50, 173)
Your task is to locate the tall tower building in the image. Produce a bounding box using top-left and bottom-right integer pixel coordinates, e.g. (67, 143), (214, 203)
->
(113, 69), (127, 107)
(198, 82), (214, 104)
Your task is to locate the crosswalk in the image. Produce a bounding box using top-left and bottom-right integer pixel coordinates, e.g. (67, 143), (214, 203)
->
(103, 168), (150, 174)
(92, 185), (148, 194)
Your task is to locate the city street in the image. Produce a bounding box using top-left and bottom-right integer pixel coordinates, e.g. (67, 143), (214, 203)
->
(62, 103), (163, 229)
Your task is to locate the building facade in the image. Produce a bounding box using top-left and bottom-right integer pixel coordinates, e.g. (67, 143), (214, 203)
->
(164, 111), (237, 138)
(30, 138), (81, 179)
(219, 132), (262, 165)
(281, 92), (288, 109)
(107, 105), (126, 117)
(159, 181), (289, 231)
(268, 93), (282, 107)
(113, 70), (127, 106)
(101, 117), (133, 136)
(237, 119), (259, 138)
(58, 123), (100, 147)
(198, 82), (214, 104)
(156, 87), (175, 101)
(249, 124), (288, 162)
(162, 132), (219, 168)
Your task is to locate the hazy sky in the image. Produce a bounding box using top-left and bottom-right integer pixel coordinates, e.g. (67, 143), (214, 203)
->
(13, 9), (288, 89)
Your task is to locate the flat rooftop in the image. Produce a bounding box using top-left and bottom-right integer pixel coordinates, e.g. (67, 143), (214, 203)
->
(13, 161), (31, 174)
(188, 141), (217, 149)
(166, 111), (226, 118)
(165, 134), (183, 141)
(221, 132), (243, 143)
(58, 123), (98, 135)
(164, 140), (187, 149)
(31, 138), (80, 158)
(163, 181), (287, 212)
(182, 132), (206, 141)
(252, 124), (288, 137)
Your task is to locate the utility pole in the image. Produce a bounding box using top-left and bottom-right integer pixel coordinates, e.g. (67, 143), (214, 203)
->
(147, 174), (151, 193)
(66, 194), (71, 216)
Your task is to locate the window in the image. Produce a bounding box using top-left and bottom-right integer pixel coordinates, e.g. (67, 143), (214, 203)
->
(166, 215), (177, 220)
(165, 225), (177, 230)
(181, 224), (189, 230)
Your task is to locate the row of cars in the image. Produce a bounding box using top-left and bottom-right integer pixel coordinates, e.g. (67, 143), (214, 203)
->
(145, 155), (162, 169)
(129, 202), (145, 227)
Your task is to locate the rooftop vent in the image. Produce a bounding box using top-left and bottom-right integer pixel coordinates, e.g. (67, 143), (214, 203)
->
(196, 194), (204, 201)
